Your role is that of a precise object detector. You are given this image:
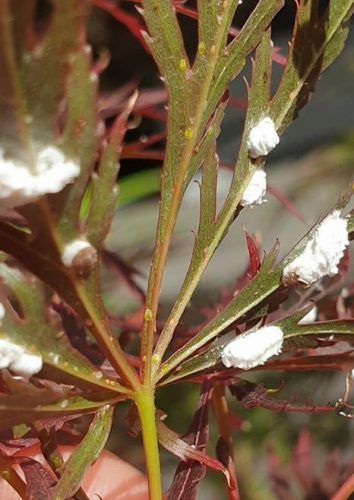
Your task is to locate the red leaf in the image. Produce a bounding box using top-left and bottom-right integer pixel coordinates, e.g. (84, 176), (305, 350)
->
(244, 230), (261, 278)
(267, 432), (354, 498)
(333, 474), (354, 500)
(291, 430), (315, 491)
(167, 382), (212, 500)
(0, 438), (38, 457)
(38, 414), (83, 434)
(158, 419), (230, 483)
(229, 379), (336, 413)
(19, 457), (56, 500)
(266, 444), (292, 499)
(93, 0), (150, 53)
(265, 351), (354, 373)
(157, 416), (231, 489)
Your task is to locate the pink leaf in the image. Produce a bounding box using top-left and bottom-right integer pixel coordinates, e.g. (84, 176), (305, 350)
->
(167, 382), (212, 499)
(157, 420), (231, 488)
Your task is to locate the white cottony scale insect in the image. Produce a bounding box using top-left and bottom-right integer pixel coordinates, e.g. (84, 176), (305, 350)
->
(61, 239), (93, 267)
(8, 352), (43, 377)
(0, 339), (24, 370)
(221, 325), (284, 370)
(0, 146), (80, 208)
(283, 211), (349, 286)
(0, 338), (42, 376)
(248, 117), (279, 158)
(240, 169), (267, 207)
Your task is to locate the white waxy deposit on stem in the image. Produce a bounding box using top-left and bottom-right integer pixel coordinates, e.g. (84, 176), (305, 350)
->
(240, 169), (267, 207)
(61, 239), (93, 267)
(283, 211), (349, 286)
(248, 117), (279, 158)
(221, 325), (284, 370)
(0, 146), (80, 208)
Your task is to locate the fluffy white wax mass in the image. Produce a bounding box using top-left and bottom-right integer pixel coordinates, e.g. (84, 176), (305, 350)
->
(0, 339), (24, 369)
(248, 117), (279, 158)
(0, 146), (80, 208)
(240, 169), (267, 207)
(0, 338), (42, 376)
(283, 211), (349, 285)
(9, 352), (43, 377)
(221, 325), (284, 370)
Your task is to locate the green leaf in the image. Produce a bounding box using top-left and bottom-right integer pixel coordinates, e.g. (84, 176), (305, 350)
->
(0, 394), (111, 431)
(196, 1), (239, 56)
(7, 0), (36, 60)
(158, 245), (282, 380)
(160, 345), (224, 386)
(184, 91), (228, 192)
(141, 0), (190, 184)
(55, 45), (98, 238)
(271, 0), (354, 132)
(347, 211), (354, 236)
(0, 373), (112, 430)
(265, 352), (354, 373)
(0, 219), (138, 391)
(86, 92), (137, 247)
(279, 317), (354, 345)
(205, 0), (283, 122)
(0, 1), (32, 158)
(198, 143), (219, 236)
(0, 0), (134, 388)
(141, 0), (189, 92)
(0, 263), (127, 394)
(51, 405), (113, 500)
(20, 0), (91, 143)
(141, 2), (283, 376)
(152, 27), (277, 372)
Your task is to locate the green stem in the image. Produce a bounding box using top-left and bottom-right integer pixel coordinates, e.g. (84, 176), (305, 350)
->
(135, 390), (162, 500)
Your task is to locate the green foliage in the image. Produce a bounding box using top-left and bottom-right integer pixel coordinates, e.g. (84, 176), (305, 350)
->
(0, 262), (124, 393)
(51, 405), (113, 500)
(0, 1), (353, 498)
